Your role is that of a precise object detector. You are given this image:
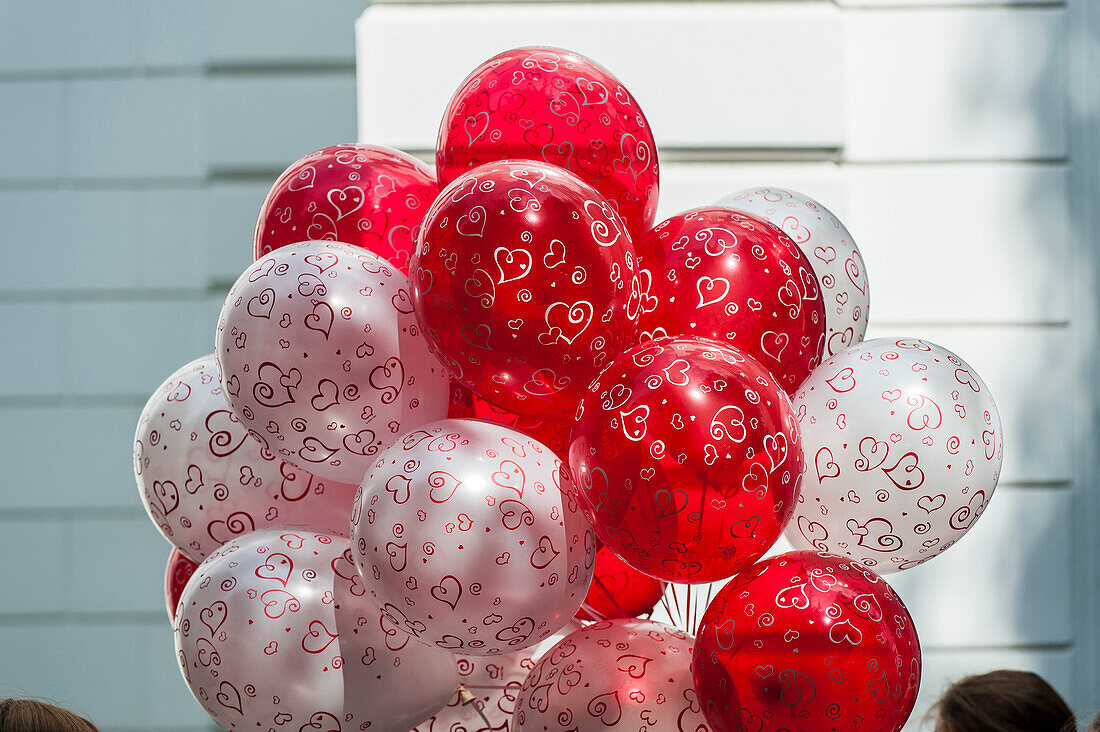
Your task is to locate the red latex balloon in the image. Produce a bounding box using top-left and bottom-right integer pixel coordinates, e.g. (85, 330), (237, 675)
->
(436, 46), (659, 242)
(576, 545), (666, 622)
(568, 336), (803, 583)
(254, 143), (438, 272)
(163, 548), (198, 623)
(636, 207), (826, 394)
(447, 380), (571, 456)
(693, 551), (921, 732)
(412, 159), (641, 420)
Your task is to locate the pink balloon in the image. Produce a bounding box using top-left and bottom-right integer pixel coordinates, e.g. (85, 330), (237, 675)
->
(512, 618), (711, 731)
(175, 529), (458, 731)
(216, 241), (450, 484)
(135, 354), (358, 562)
(415, 620), (582, 731)
(351, 418), (595, 656)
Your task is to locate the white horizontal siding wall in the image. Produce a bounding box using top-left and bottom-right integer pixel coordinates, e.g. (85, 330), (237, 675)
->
(357, 1), (1100, 728)
(0, 1), (369, 730)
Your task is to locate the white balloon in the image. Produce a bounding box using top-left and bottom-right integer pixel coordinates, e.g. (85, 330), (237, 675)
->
(175, 529), (458, 731)
(415, 620), (582, 731)
(718, 187), (869, 357)
(786, 337), (1003, 572)
(512, 619), (710, 731)
(135, 354), (358, 562)
(215, 241), (449, 484)
(352, 419), (595, 656)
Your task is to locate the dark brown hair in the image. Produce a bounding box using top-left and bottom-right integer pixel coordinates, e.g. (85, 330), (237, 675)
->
(930, 670), (1075, 732)
(0, 699), (99, 732)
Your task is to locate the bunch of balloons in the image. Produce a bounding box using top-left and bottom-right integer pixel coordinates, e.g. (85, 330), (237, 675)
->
(135, 45), (1003, 732)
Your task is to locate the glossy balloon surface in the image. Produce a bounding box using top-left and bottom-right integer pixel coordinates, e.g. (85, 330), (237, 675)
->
(719, 187), (868, 358)
(216, 241), (449, 484)
(413, 160), (640, 419)
(352, 419), (595, 655)
(135, 354), (358, 562)
(568, 336), (803, 584)
(576, 545), (665, 622)
(254, 144), (438, 272)
(174, 529), (458, 732)
(636, 207), (825, 394)
(693, 551), (921, 732)
(786, 338), (1003, 572)
(437, 46), (658, 241)
(513, 618), (710, 731)
(449, 381), (571, 458)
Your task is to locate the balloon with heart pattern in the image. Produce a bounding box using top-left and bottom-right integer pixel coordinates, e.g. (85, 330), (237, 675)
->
(635, 206), (826, 395)
(412, 159), (641, 420)
(692, 551), (921, 732)
(351, 418), (595, 656)
(165, 548), (198, 623)
(785, 338), (1003, 572)
(414, 619), (582, 732)
(568, 336), (804, 584)
(575, 544), (666, 622)
(449, 380), (572, 458)
(254, 143), (438, 273)
(718, 187), (869, 358)
(436, 46), (659, 243)
(512, 618), (711, 731)
(216, 241), (449, 485)
(135, 354), (358, 563)
(174, 529), (458, 732)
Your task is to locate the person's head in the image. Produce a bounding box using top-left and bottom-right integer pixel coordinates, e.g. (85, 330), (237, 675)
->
(930, 670), (1075, 732)
(0, 699), (99, 732)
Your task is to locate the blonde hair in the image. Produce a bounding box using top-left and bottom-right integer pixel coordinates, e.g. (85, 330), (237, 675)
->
(0, 699), (99, 732)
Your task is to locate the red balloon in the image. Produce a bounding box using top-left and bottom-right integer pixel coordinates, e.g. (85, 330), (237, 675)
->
(576, 545), (666, 622)
(693, 551), (921, 732)
(636, 207), (826, 394)
(447, 381), (571, 456)
(568, 336), (803, 583)
(413, 159), (641, 420)
(163, 548), (198, 623)
(436, 46), (659, 242)
(254, 143), (438, 272)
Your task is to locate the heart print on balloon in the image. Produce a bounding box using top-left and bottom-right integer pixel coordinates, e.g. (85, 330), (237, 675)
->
(135, 354), (358, 562)
(785, 338), (1003, 572)
(174, 529), (458, 732)
(216, 241), (449, 485)
(718, 187), (869, 358)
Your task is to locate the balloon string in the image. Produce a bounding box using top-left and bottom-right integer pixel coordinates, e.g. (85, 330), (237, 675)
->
(458, 685), (493, 728)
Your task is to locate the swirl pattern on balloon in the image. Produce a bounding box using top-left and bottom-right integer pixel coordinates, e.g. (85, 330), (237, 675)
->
(254, 144), (439, 272)
(135, 354), (359, 562)
(635, 207), (826, 394)
(719, 187), (869, 357)
(352, 419), (595, 655)
(785, 338), (1003, 572)
(568, 336), (804, 584)
(693, 551), (921, 732)
(174, 529), (459, 731)
(216, 241), (449, 484)
(412, 160), (640, 420)
(436, 46), (659, 242)
(512, 618), (710, 732)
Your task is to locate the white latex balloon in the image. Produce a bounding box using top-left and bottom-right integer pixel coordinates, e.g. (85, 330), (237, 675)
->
(718, 187), (869, 357)
(512, 619), (710, 731)
(175, 529), (458, 731)
(352, 418), (595, 656)
(786, 337), (1003, 572)
(415, 620), (582, 732)
(216, 241), (449, 484)
(135, 354), (358, 562)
